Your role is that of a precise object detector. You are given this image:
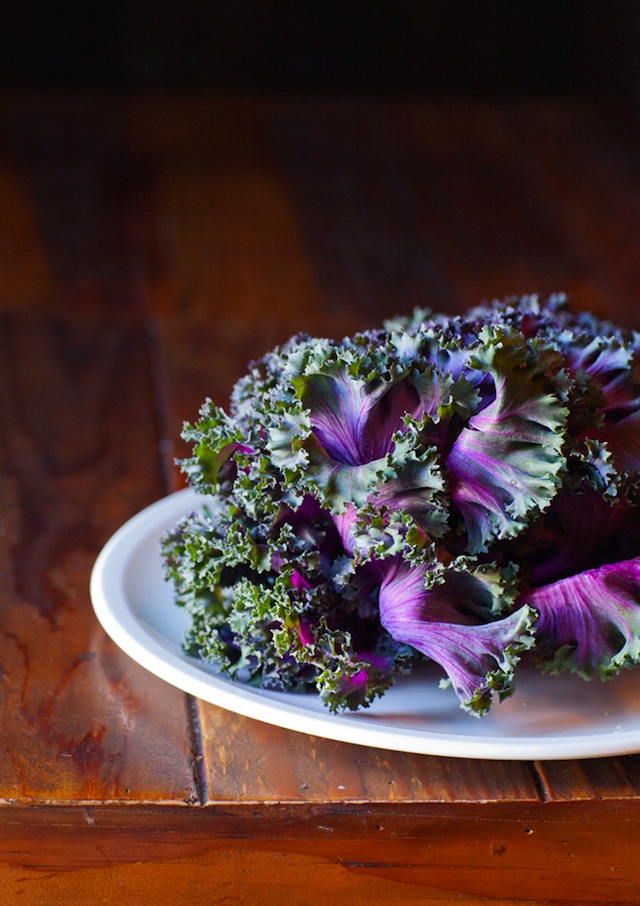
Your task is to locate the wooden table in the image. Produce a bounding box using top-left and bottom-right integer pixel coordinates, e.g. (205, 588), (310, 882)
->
(1, 92), (640, 904)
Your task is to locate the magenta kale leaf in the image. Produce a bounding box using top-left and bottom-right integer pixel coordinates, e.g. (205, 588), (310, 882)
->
(522, 558), (640, 678)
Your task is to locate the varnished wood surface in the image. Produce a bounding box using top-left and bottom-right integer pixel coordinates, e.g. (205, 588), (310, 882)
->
(0, 91), (639, 902)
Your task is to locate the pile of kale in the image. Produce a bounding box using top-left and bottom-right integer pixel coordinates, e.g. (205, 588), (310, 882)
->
(162, 296), (640, 716)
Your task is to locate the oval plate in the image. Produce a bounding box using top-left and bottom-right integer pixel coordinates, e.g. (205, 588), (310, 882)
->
(90, 488), (640, 760)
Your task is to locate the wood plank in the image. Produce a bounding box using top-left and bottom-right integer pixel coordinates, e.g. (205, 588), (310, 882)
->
(353, 750), (539, 803)
(1, 802), (640, 904)
(0, 93), (144, 318)
(536, 752), (640, 802)
(398, 101), (613, 313)
(266, 98), (462, 324)
(0, 161), (54, 307)
(127, 96), (332, 335)
(198, 705), (541, 804)
(0, 311), (196, 802)
(494, 102), (640, 327)
(612, 754), (640, 795)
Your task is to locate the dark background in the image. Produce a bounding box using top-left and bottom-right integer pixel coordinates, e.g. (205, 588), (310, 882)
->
(1, 0), (639, 97)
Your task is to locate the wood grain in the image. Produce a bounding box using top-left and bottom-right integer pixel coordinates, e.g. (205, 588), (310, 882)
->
(1, 802), (640, 904)
(265, 98), (464, 324)
(536, 755), (640, 801)
(198, 705), (541, 805)
(127, 96), (329, 335)
(0, 92), (640, 901)
(0, 93), (147, 319)
(0, 312), (196, 802)
(0, 161), (53, 307)
(512, 103), (640, 323)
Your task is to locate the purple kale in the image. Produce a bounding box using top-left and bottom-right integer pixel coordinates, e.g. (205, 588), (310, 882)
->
(522, 558), (640, 678)
(163, 295), (640, 715)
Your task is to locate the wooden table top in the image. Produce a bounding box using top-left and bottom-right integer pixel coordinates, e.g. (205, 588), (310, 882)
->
(1, 91), (640, 904)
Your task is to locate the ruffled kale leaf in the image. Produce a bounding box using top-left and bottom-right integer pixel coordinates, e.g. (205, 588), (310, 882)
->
(523, 558), (640, 678)
(269, 342), (452, 546)
(445, 327), (568, 553)
(376, 556), (535, 715)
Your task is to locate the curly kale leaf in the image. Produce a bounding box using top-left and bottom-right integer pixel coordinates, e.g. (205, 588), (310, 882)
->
(522, 557), (640, 679)
(375, 555), (534, 715)
(446, 327), (569, 553)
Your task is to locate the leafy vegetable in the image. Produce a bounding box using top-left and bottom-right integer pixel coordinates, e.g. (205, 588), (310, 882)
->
(162, 295), (640, 716)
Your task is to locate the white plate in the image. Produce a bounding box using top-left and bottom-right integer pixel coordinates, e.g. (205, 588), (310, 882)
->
(90, 488), (640, 760)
